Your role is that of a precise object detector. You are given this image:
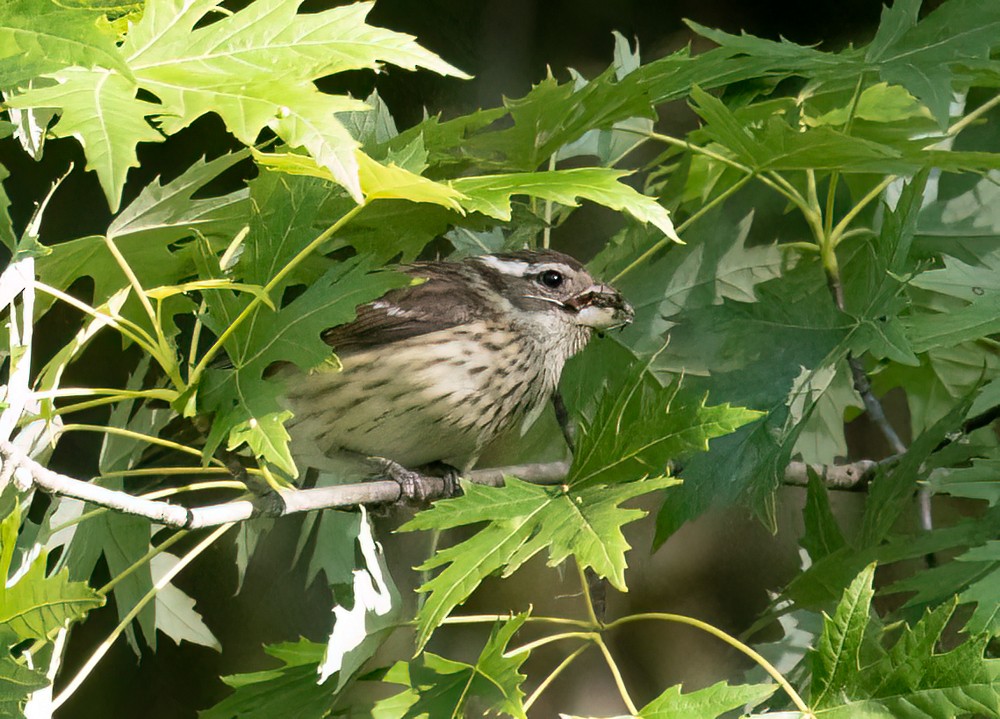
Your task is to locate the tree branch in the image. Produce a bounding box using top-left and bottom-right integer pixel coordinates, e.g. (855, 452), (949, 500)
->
(0, 439), (568, 529)
(2, 438), (888, 531)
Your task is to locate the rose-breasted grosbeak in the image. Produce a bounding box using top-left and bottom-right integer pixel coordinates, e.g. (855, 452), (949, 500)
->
(280, 249), (633, 492)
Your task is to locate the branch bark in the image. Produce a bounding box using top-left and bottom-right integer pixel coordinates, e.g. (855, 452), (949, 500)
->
(2, 439), (883, 530)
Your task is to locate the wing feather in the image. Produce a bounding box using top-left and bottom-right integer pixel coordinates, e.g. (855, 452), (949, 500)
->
(321, 262), (494, 353)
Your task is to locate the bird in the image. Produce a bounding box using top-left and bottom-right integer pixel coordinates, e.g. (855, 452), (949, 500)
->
(278, 249), (634, 498)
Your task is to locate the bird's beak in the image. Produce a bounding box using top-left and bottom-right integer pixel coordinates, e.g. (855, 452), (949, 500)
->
(565, 284), (634, 330)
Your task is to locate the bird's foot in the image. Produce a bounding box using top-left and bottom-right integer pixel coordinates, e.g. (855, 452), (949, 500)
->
(422, 461), (464, 498)
(369, 457), (431, 503)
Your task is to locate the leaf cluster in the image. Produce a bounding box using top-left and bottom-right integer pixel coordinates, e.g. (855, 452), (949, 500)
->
(4, 0), (1000, 717)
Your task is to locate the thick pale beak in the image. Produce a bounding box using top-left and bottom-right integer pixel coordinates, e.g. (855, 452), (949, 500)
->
(566, 284), (634, 330)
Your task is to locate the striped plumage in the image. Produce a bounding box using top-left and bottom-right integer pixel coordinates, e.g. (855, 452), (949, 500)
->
(281, 250), (633, 474)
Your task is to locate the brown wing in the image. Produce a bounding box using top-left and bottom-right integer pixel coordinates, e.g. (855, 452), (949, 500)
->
(321, 262), (494, 354)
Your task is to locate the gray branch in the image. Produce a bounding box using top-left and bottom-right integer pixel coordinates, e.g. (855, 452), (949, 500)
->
(1, 439), (878, 529)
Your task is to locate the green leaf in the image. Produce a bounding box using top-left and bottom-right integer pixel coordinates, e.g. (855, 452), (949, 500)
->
(860, 392), (975, 547)
(0, 503), (103, 642)
(592, 210), (783, 356)
(0, 627), (47, 718)
(801, 469), (848, 563)
(904, 292), (1000, 353)
(689, 86), (900, 172)
(200, 257), (410, 473)
(199, 639), (334, 719)
(564, 343), (761, 488)
(955, 541), (1000, 635)
(805, 82), (930, 127)
(107, 150), (251, 246)
(257, 152), (679, 242)
(0, 0), (127, 87)
(7, 0), (467, 209)
(253, 149), (468, 212)
(151, 552), (221, 651)
(35, 151), (250, 319)
(810, 573), (1000, 718)
(451, 168), (679, 241)
(811, 563), (878, 709)
(651, 254), (851, 542)
(373, 613), (529, 719)
(318, 507), (400, 691)
(0, 161), (14, 254)
(5, 67), (163, 212)
(228, 411), (297, 477)
(866, 0), (1000, 126)
(401, 476), (676, 650)
(927, 457), (1000, 506)
(638, 680), (776, 719)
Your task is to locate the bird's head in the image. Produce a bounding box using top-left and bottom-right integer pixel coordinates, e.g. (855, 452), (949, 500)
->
(472, 250), (634, 331)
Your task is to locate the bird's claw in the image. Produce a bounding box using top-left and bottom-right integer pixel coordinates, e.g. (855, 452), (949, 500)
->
(370, 457), (430, 503)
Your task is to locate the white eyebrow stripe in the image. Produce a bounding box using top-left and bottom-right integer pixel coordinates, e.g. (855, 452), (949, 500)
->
(475, 256), (531, 276)
(475, 256), (577, 278)
(527, 262), (576, 276)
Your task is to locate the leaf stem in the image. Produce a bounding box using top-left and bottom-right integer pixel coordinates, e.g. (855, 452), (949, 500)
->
(439, 614), (592, 629)
(523, 644), (590, 711)
(504, 631), (596, 657)
(829, 176), (896, 248)
(51, 523), (235, 710)
(605, 612), (813, 716)
(593, 634), (638, 715)
(576, 560), (601, 628)
(946, 93), (1000, 137)
(33, 282), (157, 353)
(98, 529), (188, 595)
(610, 174), (752, 283)
(101, 235), (182, 387)
(59, 423), (226, 467)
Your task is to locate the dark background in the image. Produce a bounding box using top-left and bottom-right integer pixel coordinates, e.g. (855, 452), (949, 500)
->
(4, 1), (909, 716)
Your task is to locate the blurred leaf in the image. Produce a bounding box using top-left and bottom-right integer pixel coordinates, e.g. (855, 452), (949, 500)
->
(690, 87), (900, 172)
(199, 639), (332, 719)
(297, 510), (360, 589)
(151, 552), (221, 651)
(805, 82), (929, 127)
(318, 508), (400, 691)
(860, 394), (974, 547)
(865, 0), (1000, 126)
(955, 541), (1000, 635)
(638, 680), (776, 719)
(927, 457), (1000, 505)
(652, 256), (850, 542)
(801, 470), (847, 563)
(373, 613), (528, 719)
(594, 211), (784, 356)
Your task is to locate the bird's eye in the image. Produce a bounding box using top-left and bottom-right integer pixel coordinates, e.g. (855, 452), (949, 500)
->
(538, 270), (564, 288)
